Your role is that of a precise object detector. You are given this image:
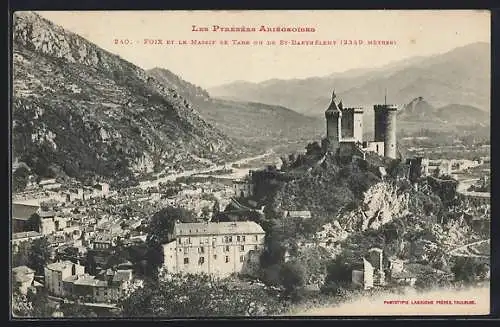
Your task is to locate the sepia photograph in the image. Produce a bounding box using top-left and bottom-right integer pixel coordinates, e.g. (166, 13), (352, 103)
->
(10, 10), (491, 318)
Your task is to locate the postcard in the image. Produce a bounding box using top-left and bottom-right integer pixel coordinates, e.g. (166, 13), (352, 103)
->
(10, 10), (491, 318)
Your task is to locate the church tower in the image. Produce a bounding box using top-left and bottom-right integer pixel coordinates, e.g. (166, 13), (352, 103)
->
(325, 90), (342, 152)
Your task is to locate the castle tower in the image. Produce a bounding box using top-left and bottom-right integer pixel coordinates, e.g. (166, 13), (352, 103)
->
(341, 107), (364, 143)
(325, 90), (342, 152)
(374, 104), (398, 159)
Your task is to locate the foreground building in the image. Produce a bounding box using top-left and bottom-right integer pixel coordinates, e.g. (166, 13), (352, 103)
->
(162, 221), (265, 278)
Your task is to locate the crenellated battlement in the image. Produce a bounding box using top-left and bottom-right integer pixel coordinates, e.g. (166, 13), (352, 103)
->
(374, 104), (398, 111)
(342, 107), (364, 114)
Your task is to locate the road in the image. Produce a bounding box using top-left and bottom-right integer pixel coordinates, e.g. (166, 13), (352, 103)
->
(448, 239), (490, 258)
(136, 149), (275, 189)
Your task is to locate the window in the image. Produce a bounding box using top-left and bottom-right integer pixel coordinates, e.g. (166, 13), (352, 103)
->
(184, 247), (189, 254)
(254, 235), (258, 241)
(184, 258), (189, 264)
(240, 255), (244, 262)
(228, 236), (232, 242)
(199, 247), (205, 254)
(225, 245), (230, 252)
(242, 235), (246, 242)
(240, 245), (245, 252)
(199, 257), (205, 265)
(214, 254), (217, 260)
(237, 236), (241, 242)
(225, 256), (229, 263)
(178, 238), (182, 244)
(254, 245), (258, 250)
(188, 238), (192, 244)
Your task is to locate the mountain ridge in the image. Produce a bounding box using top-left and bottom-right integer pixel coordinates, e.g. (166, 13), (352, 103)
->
(147, 67), (324, 152)
(12, 12), (242, 187)
(208, 42), (490, 115)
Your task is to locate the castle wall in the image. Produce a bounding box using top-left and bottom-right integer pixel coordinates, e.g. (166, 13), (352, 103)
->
(374, 106), (386, 142)
(341, 109), (354, 139)
(353, 109), (363, 143)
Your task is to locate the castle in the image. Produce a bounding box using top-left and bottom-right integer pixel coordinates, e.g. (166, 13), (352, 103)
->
(324, 90), (398, 159)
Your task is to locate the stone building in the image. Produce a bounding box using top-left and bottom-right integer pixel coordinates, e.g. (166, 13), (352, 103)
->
(352, 247), (386, 290)
(162, 221), (265, 278)
(232, 179), (253, 198)
(44, 260), (85, 297)
(374, 104), (398, 159)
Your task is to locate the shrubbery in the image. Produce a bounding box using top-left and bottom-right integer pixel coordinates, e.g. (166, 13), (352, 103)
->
(120, 272), (286, 317)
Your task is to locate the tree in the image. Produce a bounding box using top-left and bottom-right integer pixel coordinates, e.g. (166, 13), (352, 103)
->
(12, 166), (30, 193)
(120, 272), (284, 317)
(451, 257), (489, 284)
(146, 206), (196, 247)
(414, 272), (451, 290)
(12, 291), (33, 317)
(28, 237), (52, 275)
(27, 213), (42, 232)
(200, 206), (211, 221)
(27, 289), (53, 317)
(12, 241), (31, 267)
(321, 255), (353, 294)
(279, 261), (306, 301)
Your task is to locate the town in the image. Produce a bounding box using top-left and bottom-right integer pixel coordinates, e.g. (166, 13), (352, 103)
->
(11, 90), (490, 317)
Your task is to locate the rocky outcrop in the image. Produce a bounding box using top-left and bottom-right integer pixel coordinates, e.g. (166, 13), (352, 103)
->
(339, 182), (410, 232)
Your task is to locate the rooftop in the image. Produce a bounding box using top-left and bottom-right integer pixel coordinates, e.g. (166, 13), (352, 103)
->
(13, 266), (35, 283)
(12, 231), (42, 240)
(112, 269), (133, 283)
(174, 221), (265, 237)
(39, 211), (56, 218)
(65, 274), (108, 287)
(12, 202), (40, 220)
(46, 260), (78, 272)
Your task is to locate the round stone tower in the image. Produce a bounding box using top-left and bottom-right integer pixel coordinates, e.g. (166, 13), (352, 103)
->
(325, 90), (342, 152)
(373, 104), (398, 159)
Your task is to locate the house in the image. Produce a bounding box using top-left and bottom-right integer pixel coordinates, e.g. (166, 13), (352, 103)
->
(12, 266), (36, 295)
(162, 221), (265, 278)
(44, 261), (85, 297)
(62, 269), (134, 303)
(91, 233), (116, 250)
(283, 210), (312, 219)
(232, 179), (253, 198)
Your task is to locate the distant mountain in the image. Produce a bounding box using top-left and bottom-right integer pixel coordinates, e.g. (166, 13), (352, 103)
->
(395, 97), (489, 136)
(12, 12), (242, 187)
(398, 96), (437, 120)
(435, 104), (490, 126)
(148, 68), (324, 151)
(208, 42), (490, 116)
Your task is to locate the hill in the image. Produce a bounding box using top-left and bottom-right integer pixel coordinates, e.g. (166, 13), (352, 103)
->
(396, 97), (490, 137)
(12, 12), (242, 187)
(148, 68), (324, 152)
(208, 42), (490, 117)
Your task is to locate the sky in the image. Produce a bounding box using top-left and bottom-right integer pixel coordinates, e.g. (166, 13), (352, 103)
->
(35, 10), (490, 89)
